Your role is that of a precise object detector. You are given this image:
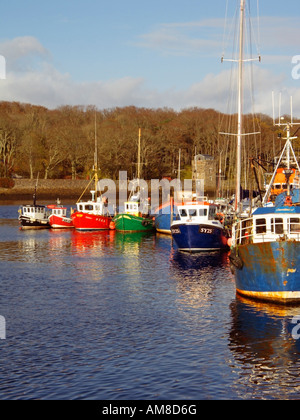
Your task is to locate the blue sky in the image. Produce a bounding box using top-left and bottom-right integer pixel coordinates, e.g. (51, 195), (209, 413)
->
(0, 0), (300, 116)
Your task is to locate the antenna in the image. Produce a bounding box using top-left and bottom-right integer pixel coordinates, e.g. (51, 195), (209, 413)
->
(278, 92), (282, 125)
(272, 91), (275, 125)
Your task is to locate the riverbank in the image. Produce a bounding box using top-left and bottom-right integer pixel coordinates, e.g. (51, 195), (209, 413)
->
(0, 179), (92, 201)
(0, 178), (219, 203)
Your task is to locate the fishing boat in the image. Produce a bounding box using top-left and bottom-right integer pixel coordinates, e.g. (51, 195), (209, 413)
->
(113, 129), (155, 233)
(171, 199), (229, 252)
(71, 114), (112, 231)
(154, 198), (178, 234)
(18, 177), (50, 230)
(19, 203), (50, 230)
(48, 200), (74, 229)
(228, 0), (300, 304)
(113, 179), (155, 233)
(72, 194), (112, 231)
(230, 121), (300, 304)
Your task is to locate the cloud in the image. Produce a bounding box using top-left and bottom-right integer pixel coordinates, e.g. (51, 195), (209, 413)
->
(0, 35), (300, 118)
(134, 19), (224, 57)
(0, 36), (49, 72)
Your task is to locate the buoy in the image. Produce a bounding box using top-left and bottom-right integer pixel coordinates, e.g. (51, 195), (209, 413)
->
(109, 221), (116, 230)
(227, 238), (232, 247)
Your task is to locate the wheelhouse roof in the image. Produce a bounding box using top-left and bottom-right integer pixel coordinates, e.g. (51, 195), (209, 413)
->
(253, 206), (300, 216)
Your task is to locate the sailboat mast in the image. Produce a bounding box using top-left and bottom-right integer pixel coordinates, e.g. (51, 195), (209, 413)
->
(94, 112), (98, 193)
(236, 0), (245, 211)
(138, 128), (141, 179)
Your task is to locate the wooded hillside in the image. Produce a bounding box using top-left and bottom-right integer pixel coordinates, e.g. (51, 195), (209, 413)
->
(0, 101), (296, 192)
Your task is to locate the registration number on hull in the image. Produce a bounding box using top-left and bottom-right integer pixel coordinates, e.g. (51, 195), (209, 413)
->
(199, 227), (214, 234)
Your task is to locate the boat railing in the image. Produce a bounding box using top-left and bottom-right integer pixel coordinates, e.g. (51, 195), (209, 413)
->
(233, 216), (300, 245)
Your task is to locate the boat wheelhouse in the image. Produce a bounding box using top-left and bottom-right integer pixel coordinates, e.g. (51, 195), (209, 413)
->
(270, 168), (300, 198)
(171, 201), (229, 252)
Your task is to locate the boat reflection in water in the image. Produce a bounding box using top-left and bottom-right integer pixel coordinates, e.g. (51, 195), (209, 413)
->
(70, 229), (116, 252)
(229, 296), (300, 399)
(170, 250), (232, 308)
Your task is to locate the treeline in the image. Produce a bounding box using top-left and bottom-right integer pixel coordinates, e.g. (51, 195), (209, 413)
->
(0, 101), (293, 189)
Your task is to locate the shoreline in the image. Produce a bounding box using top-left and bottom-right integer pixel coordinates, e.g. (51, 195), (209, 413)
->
(0, 179), (95, 202)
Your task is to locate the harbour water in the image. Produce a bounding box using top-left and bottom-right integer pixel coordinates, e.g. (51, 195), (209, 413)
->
(1, 203), (300, 400)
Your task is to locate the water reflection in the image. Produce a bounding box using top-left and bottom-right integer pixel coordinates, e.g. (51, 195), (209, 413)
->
(170, 250), (232, 309)
(229, 296), (300, 399)
(114, 231), (156, 255)
(70, 230), (116, 255)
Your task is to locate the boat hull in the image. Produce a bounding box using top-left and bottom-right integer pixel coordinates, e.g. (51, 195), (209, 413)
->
(49, 215), (74, 229)
(71, 212), (112, 231)
(113, 214), (155, 233)
(154, 203), (178, 234)
(231, 241), (300, 304)
(171, 223), (228, 252)
(19, 217), (50, 230)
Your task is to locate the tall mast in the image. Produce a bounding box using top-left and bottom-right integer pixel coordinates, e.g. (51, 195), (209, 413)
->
(220, 0), (260, 213)
(94, 111), (98, 194)
(236, 0), (245, 210)
(138, 128), (141, 179)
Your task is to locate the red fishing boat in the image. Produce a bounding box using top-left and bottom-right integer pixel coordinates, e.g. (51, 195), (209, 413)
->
(48, 202), (74, 229)
(71, 194), (112, 231)
(71, 115), (112, 231)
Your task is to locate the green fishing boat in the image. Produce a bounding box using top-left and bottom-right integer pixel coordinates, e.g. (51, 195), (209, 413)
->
(113, 197), (155, 233)
(113, 128), (155, 233)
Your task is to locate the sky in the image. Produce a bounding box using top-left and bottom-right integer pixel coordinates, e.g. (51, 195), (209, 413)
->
(0, 0), (300, 116)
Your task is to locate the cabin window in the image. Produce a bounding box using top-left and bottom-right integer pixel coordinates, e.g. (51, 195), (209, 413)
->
(79, 204), (83, 211)
(256, 218), (266, 234)
(85, 205), (93, 211)
(209, 207), (216, 220)
(290, 218), (300, 233)
(188, 209), (197, 217)
(179, 209), (188, 217)
(199, 209), (208, 217)
(271, 218), (283, 234)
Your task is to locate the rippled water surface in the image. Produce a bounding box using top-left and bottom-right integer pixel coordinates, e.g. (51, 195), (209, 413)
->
(1, 204), (300, 400)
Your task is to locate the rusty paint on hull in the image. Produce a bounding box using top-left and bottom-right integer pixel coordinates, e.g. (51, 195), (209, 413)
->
(233, 241), (300, 304)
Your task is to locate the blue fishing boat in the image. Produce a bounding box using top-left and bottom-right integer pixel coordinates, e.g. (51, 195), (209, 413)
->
(230, 123), (300, 304)
(171, 200), (229, 252)
(154, 198), (178, 234)
(225, 0), (300, 304)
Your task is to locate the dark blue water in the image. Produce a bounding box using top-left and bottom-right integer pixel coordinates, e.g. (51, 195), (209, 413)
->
(1, 203), (300, 400)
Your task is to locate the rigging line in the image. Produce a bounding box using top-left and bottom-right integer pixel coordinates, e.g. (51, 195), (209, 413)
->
(257, 0), (261, 56)
(246, 0), (261, 59)
(222, 0), (228, 57)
